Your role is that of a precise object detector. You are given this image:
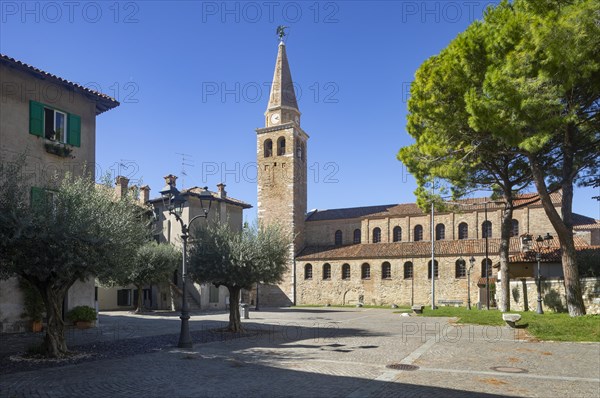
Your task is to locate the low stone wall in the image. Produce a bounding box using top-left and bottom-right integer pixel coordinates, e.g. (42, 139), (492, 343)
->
(509, 277), (600, 314)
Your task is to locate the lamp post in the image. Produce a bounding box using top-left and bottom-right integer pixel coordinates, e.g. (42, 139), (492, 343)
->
(160, 181), (213, 348)
(468, 256), (475, 310)
(533, 233), (554, 315)
(483, 201), (490, 310)
(430, 199), (436, 310)
(255, 282), (260, 311)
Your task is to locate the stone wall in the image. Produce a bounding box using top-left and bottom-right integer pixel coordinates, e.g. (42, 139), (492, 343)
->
(296, 255), (497, 307)
(256, 124), (307, 306)
(307, 205), (558, 247)
(305, 218), (362, 246)
(509, 277), (600, 314)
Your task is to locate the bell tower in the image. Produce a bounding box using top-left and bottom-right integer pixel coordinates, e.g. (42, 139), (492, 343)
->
(256, 38), (308, 306)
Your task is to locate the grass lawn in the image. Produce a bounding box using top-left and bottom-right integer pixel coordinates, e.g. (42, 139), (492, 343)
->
(413, 306), (600, 342)
(295, 304), (411, 310)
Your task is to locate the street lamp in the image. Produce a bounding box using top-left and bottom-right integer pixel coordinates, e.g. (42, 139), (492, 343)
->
(532, 233), (554, 314)
(483, 201), (491, 310)
(160, 180), (213, 348)
(468, 256), (475, 310)
(447, 199), (502, 310)
(255, 282), (260, 311)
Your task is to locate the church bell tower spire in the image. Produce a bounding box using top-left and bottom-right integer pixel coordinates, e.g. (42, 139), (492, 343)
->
(255, 29), (308, 306)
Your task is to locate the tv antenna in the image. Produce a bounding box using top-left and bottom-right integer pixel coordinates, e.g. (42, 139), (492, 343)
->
(177, 153), (194, 189)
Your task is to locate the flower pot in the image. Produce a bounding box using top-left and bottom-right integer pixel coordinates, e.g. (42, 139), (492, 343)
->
(75, 321), (92, 329)
(32, 320), (43, 333)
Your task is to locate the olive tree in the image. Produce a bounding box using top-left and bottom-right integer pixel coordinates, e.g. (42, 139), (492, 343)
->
(106, 241), (181, 313)
(188, 222), (290, 332)
(0, 157), (149, 357)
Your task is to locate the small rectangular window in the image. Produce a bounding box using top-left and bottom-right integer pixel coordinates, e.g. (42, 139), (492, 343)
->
(117, 289), (131, 306)
(30, 101), (80, 146)
(44, 108), (67, 142)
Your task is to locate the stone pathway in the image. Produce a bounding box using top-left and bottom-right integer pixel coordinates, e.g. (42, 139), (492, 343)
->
(0, 308), (598, 397)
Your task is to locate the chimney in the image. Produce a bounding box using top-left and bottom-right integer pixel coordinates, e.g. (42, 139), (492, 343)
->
(217, 183), (226, 199)
(115, 176), (129, 198)
(164, 174), (177, 187)
(139, 185), (150, 204)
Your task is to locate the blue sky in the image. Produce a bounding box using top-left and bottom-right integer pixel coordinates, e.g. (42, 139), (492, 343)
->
(2, 1), (598, 221)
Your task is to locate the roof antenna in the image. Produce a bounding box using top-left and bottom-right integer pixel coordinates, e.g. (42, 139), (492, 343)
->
(176, 153), (194, 189)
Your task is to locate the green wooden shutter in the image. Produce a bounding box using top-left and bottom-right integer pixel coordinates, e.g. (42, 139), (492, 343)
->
(30, 186), (45, 207)
(67, 114), (81, 147)
(29, 101), (44, 137)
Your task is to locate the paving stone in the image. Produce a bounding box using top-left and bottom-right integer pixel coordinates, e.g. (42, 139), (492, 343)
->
(0, 308), (598, 397)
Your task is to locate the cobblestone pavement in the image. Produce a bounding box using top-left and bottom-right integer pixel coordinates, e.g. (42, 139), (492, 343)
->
(1, 308), (599, 397)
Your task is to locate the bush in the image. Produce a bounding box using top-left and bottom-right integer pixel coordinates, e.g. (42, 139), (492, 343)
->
(66, 306), (97, 322)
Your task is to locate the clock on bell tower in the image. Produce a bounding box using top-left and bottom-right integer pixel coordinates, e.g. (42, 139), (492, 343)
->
(255, 38), (308, 306)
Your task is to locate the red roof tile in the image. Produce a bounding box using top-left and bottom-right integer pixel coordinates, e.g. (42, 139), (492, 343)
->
(508, 245), (600, 264)
(306, 192), (563, 222)
(297, 236), (591, 262)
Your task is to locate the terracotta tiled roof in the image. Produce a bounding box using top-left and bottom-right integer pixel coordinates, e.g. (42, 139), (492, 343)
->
(297, 235), (592, 262)
(572, 213), (598, 226)
(574, 223), (600, 230)
(149, 187), (252, 209)
(508, 245), (600, 264)
(306, 205), (397, 221)
(306, 192), (563, 222)
(187, 186), (252, 209)
(0, 54), (119, 115)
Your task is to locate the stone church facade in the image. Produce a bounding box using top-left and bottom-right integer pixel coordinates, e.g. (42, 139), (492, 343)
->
(255, 41), (600, 310)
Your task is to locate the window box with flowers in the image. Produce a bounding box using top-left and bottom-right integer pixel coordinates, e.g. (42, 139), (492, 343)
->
(29, 100), (81, 158)
(43, 139), (73, 158)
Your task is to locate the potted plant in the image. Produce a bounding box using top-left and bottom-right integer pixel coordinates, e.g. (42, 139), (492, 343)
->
(66, 305), (97, 329)
(43, 140), (73, 158)
(19, 278), (45, 332)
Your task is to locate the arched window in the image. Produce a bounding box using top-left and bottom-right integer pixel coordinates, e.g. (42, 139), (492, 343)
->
(361, 263), (371, 279)
(353, 229), (361, 244)
(304, 264), (313, 280)
(323, 263), (331, 280)
(342, 263), (351, 280)
(301, 142), (306, 161)
(458, 222), (469, 240)
(403, 262), (414, 279)
(482, 221), (492, 238)
(427, 260), (439, 279)
(511, 219), (519, 237)
(455, 258), (466, 278)
(393, 226), (402, 242)
(481, 259), (492, 278)
(334, 230), (343, 246)
(373, 227), (381, 243)
(382, 262), (392, 279)
(414, 225), (423, 241)
(277, 136), (286, 156)
(264, 139), (273, 157)
(435, 223), (445, 240)
(296, 139), (302, 159)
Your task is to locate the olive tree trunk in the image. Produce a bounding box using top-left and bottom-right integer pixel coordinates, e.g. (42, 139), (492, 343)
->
(227, 286), (242, 332)
(135, 284), (144, 313)
(39, 284), (70, 357)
